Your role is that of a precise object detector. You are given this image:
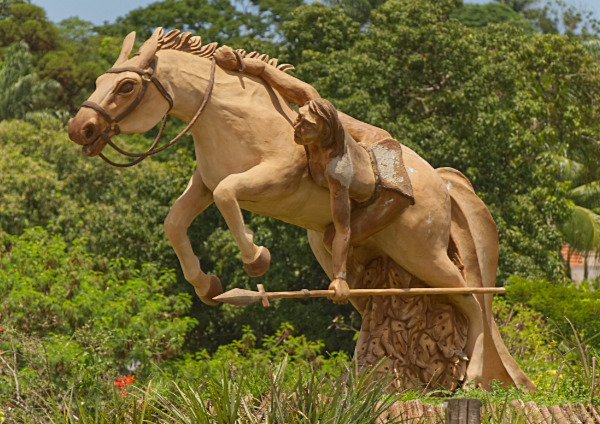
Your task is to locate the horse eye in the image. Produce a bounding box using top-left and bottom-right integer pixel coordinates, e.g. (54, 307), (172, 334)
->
(118, 81), (134, 94)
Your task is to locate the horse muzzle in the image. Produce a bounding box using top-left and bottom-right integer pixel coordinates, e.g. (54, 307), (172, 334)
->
(68, 109), (110, 157)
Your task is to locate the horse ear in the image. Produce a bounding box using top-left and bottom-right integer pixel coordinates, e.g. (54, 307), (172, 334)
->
(137, 27), (163, 69)
(113, 31), (136, 67)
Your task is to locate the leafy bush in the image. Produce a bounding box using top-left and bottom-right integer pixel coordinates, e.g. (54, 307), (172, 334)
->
(0, 227), (196, 405)
(491, 295), (599, 405)
(506, 276), (600, 350)
(161, 323), (350, 384)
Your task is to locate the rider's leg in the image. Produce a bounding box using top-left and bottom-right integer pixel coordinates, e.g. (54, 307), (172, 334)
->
(164, 170), (223, 304)
(350, 191), (413, 244)
(212, 161), (298, 277)
(323, 190), (413, 248)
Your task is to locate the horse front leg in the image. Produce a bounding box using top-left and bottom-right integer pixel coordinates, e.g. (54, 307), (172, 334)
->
(164, 170), (223, 305)
(212, 162), (296, 277)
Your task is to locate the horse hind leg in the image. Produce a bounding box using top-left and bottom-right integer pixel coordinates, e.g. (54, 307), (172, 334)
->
(164, 170), (223, 305)
(377, 228), (485, 384)
(410, 254), (485, 384)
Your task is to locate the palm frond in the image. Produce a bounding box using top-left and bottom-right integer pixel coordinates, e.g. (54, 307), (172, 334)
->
(569, 181), (600, 211)
(583, 39), (600, 58)
(549, 153), (586, 184)
(559, 205), (600, 254)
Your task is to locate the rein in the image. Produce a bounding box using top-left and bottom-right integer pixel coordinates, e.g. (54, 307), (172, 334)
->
(81, 57), (216, 167)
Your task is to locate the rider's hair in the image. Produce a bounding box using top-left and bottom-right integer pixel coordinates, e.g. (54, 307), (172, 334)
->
(306, 99), (345, 152)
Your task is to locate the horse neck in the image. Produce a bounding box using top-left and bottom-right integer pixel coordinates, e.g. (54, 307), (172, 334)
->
(156, 50), (294, 131)
(157, 50), (289, 122)
(155, 50), (214, 122)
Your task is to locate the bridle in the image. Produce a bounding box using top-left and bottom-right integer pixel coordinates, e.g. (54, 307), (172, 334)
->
(81, 56), (216, 167)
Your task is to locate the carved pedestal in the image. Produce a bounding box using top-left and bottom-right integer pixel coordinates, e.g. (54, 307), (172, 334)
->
(353, 256), (469, 391)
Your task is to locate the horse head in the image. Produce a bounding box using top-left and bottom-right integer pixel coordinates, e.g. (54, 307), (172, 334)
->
(68, 28), (172, 157)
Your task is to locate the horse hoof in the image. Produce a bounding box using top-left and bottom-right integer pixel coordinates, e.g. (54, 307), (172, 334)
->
(243, 246), (271, 277)
(196, 275), (224, 306)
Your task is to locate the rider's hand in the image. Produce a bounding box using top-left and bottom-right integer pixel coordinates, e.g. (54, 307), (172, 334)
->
(214, 46), (239, 71)
(328, 277), (350, 304)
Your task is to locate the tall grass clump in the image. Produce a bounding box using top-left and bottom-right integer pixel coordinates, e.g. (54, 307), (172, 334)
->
(148, 359), (400, 423)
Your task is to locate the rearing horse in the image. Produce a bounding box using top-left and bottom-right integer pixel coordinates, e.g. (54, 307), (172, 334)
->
(68, 28), (534, 390)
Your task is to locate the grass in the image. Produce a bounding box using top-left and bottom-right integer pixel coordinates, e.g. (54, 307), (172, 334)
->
(4, 359), (402, 423)
(4, 356), (598, 423)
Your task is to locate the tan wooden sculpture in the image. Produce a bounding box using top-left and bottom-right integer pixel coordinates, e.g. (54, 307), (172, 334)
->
(68, 28), (535, 392)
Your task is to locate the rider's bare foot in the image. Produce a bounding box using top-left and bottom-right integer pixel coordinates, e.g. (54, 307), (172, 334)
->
(328, 277), (350, 304)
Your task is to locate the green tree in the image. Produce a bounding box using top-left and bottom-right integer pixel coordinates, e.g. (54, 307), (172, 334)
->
(96, 0), (286, 60)
(0, 41), (59, 119)
(0, 4), (117, 114)
(452, 2), (531, 29)
(324, 0), (388, 25)
(522, 34), (600, 279)
(100, 0), (252, 42)
(0, 114), (354, 353)
(35, 18), (108, 112)
(248, 0), (305, 31)
(0, 3), (58, 52)
(280, 3), (362, 65)
(0, 115), (192, 264)
(498, 0), (600, 36)
(44, 17), (136, 112)
(495, 0), (538, 13)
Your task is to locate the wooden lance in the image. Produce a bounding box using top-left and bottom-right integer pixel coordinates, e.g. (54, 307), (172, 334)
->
(213, 284), (506, 307)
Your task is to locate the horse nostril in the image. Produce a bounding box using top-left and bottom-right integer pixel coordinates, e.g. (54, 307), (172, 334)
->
(83, 123), (96, 141)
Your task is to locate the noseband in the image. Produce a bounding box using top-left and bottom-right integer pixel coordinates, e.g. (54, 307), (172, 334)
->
(81, 57), (216, 167)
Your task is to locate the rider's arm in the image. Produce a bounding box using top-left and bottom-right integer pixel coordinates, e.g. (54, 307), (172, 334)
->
(215, 46), (320, 106)
(326, 173), (351, 304)
(254, 61), (321, 106)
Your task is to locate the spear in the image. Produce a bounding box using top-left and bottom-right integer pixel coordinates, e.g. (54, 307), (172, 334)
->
(213, 284), (506, 307)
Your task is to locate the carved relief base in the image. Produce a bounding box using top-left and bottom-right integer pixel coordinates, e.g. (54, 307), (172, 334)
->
(353, 256), (469, 391)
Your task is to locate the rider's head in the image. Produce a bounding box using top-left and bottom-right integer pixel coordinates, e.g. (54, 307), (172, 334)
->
(294, 99), (344, 151)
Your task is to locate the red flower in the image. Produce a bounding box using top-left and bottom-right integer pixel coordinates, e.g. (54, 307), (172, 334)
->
(114, 375), (135, 392)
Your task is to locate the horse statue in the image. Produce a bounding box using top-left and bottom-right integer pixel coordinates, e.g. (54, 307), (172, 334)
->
(68, 28), (534, 391)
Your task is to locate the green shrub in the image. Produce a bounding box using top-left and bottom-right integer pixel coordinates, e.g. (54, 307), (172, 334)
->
(0, 227), (196, 404)
(492, 293), (599, 404)
(505, 276), (600, 350)
(160, 323), (351, 383)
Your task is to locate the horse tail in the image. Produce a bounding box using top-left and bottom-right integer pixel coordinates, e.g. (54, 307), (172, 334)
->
(436, 167), (536, 392)
(436, 167), (498, 290)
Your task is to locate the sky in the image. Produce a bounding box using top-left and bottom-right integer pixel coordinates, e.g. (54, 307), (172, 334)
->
(32, 0), (155, 25)
(32, 0), (600, 26)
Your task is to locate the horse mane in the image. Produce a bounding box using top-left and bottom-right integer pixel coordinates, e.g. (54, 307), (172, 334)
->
(156, 29), (295, 72)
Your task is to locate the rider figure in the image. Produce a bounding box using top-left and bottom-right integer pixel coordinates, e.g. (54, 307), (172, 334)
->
(215, 46), (414, 304)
